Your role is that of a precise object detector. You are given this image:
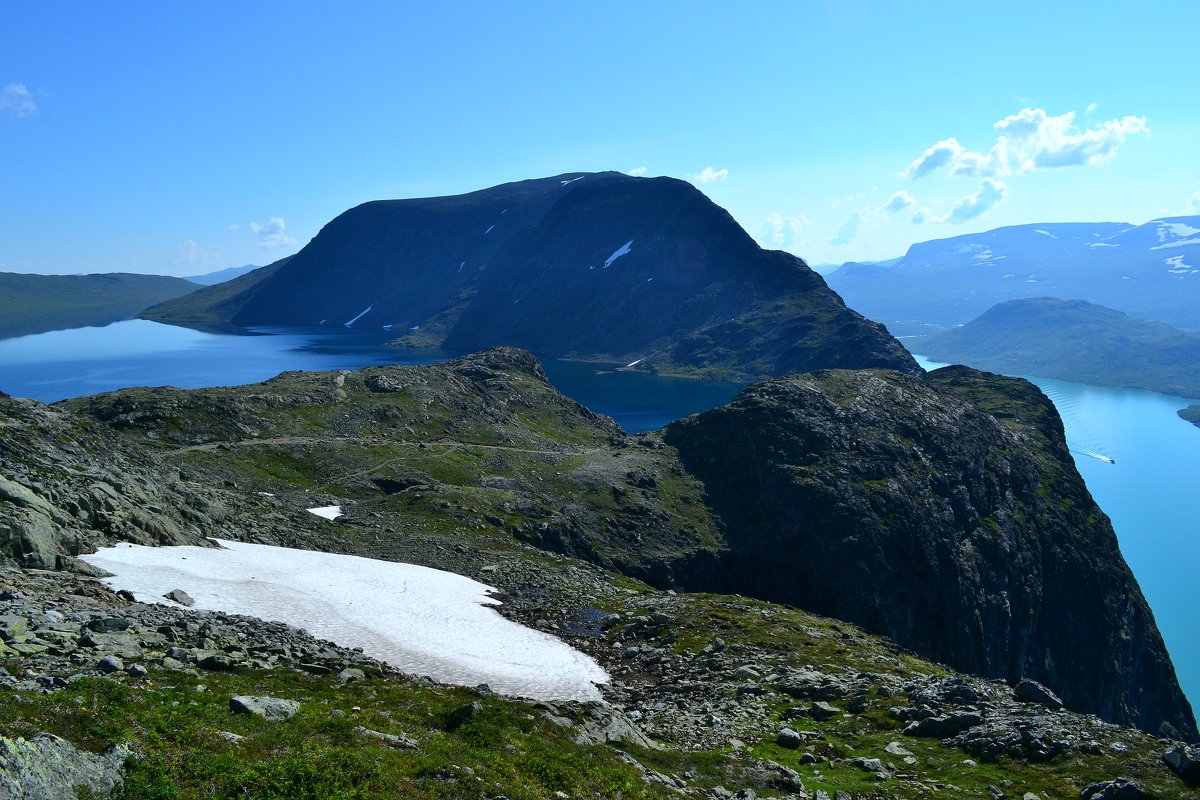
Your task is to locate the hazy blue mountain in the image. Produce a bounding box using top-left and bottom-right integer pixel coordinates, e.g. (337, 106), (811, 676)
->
(0, 272), (198, 339)
(145, 172), (917, 380)
(923, 297), (1200, 398)
(826, 217), (1200, 334)
(185, 264), (260, 285)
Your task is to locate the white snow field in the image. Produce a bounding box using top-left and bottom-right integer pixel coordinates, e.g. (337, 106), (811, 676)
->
(81, 540), (609, 702)
(306, 505), (343, 520)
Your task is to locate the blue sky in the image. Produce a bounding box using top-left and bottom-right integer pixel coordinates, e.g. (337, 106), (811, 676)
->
(2, 1), (1198, 275)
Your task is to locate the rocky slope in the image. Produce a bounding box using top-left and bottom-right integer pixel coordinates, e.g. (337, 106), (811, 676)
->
(141, 173), (917, 381)
(662, 366), (1196, 741)
(3, 349), (1198, 796)
(0, 272), (198, 339)
(921, 298), (1200, 397)
(46, 349), (1196, 743)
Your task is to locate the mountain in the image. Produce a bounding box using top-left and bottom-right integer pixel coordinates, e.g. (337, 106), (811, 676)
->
(922, 297), (1200, 398)
(141, 258), (289, 334)
(184, 264), (261, 285)
(4, 349), (1199, 796)
(143, 172), (917, 381)
(662, 365), (1196, 741)
(826, 217), (1200, 335)
(0, 272), (198, 339)
(46, 348), (1196, 742)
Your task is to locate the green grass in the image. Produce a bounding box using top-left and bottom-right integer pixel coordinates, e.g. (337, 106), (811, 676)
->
(0, 668), (672, 800)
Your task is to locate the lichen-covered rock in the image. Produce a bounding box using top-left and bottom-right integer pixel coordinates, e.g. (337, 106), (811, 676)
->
(0, 733), (128, 800)
(229, 695), (299, 721)
(1162, 742), (1200, 785)
(1080, 777), (1155, 799)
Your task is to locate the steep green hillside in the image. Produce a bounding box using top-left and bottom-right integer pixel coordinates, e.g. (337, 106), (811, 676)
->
(922, 298), (1200, 398)
(0, 272), (198, 338)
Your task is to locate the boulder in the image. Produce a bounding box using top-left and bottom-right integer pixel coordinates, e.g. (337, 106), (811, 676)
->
(1079, 777), (1155, 800)
(163, 589), (195, 607)
(229, 695), (299, 721)
(0, 734), (129, 800)
(903, 711), (984, 738)
(776, 727), (802, 749)
(1162, 742), (1200, 786)
(1015, 678), (1064, 709)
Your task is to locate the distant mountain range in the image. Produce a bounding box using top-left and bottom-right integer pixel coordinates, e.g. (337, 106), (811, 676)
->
(143, 172), (917, 380)
(184, 264), (260, 285)
(826, 216), (1200, 334)
(0, 272), (198, 339)
(923, 297), (1200, 399)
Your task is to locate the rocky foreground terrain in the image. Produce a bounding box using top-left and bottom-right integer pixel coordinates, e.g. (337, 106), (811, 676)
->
(2, 349), (1199, 798)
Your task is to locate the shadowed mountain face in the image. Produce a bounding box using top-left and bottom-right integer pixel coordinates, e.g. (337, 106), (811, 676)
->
(826, 217), (1200, 334)
(923, 297), (1200, 398)
(143, 172), (916, 381)
(663, 365), (1197, 741)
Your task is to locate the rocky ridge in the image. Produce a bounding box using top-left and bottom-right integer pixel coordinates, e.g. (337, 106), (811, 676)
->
(2, 348), (1198, 797)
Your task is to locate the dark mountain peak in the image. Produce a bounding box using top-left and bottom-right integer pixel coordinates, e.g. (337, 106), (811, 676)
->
(145, 172), (916, 381)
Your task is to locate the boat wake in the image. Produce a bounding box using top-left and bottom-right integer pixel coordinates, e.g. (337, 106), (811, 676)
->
(1074, 447), (1116, 464)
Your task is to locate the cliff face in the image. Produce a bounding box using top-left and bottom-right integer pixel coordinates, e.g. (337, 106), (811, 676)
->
(142, 172), (916, 381)
(662, 365), (1197, 741)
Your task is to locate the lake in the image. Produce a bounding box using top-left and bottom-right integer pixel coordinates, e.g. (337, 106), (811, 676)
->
(0, 321), (1194, 711)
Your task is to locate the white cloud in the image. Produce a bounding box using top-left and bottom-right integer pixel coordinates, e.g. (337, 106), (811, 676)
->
(250, 217), (296, 249)
(177, 238), (222, 267)
(906, 107), (1149, 181)
(903, 138), (964, 179)
(1085, 102), (1098, 115)
(829, 211), (866, 246)
(1191, 187), (1200, 212)
(911, 207), (930, 225)
(228, 223), (240, 232)
(0, 83), (37, 118)
(694, 166), (728, 183)
(882, 190), (916, 214)
(627, 166), (648, 176)
(756, 212), (810, 247)
(933, 179), (1008, 224)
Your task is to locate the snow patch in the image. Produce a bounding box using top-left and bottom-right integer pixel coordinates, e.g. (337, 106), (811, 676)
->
(1034, 229), (1056, 238)
(625, 358), (644, 368)
(484, 225), (495, 235)
(604, 240), (634, 269)
(560, 176), (584, 186)
(344, 305), (373, 327)
(382, 325), (393, 331)
(458, 261), (466, 272)
(1165, 255), (1197, 274)
(409, 324), (420, 331)
(80, 540), (609, 702)
(307, 505), (343, 520)
(1157, 222), (1200, 241)
(1151, 237), (1200, 250)
(1089, 242), (1119, 248)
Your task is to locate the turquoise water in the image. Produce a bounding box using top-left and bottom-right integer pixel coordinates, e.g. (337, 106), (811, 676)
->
(0, 320), (741, 435)
(0, 322), (1192, 710)
(916, 356), (1200, 709)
